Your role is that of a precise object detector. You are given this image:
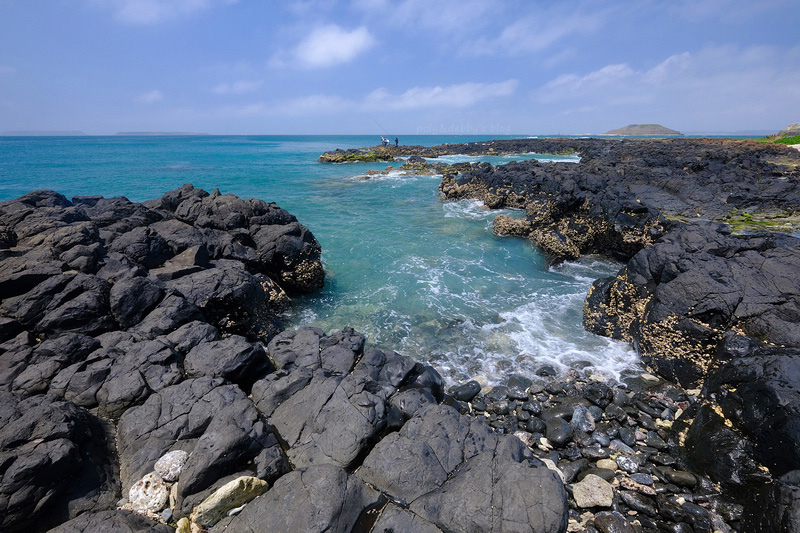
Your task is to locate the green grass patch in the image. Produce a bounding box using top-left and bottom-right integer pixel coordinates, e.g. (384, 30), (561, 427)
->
(758, 134), (800, 145)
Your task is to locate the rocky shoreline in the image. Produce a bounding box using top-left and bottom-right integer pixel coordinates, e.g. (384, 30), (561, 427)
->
(428, 137), (800, 531)
(2, 136), (800, 532)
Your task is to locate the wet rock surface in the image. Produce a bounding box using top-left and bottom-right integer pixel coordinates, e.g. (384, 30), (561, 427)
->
(452, 371), (745, 532)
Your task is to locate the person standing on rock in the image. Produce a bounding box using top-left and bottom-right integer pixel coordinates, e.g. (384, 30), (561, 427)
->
(395, 137), (399, 146)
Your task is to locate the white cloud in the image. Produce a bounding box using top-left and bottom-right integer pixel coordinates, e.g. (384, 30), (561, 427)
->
(212, 80), (263, 95)
(462, 4), (608, 57)
(353, 0), (496, 34)
(135, 89), (164, 104)
(364, 80), (518, 110)
(220, 94), (353, 117)
(534, 44), (800, 129)
(93, 0), (238, 24)
(287, 25), (376, 68)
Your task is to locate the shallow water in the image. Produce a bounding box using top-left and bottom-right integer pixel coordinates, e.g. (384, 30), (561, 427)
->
(0, 134), (642, 386)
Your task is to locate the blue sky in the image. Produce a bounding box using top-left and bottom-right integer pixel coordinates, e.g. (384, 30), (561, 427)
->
(1, 0), (798, 135)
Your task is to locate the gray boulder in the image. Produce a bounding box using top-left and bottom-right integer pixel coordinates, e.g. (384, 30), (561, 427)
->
(116, 377), (287, 518)
(357, 404), (568, 532)
(211, 464), (381, 533)
(0, 392), (118, 533)
(47, 509), (173, 533)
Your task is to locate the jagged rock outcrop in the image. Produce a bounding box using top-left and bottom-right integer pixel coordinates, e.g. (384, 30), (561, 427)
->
(439, 138), (800, 264)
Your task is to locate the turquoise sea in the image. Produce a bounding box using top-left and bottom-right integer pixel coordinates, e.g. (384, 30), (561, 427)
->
(0, 135), (641, 386)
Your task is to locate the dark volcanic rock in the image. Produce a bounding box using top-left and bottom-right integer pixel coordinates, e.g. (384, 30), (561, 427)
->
(584, 221), (800, 388)
(0, 392), (118, 533)
(357, 404), (568, 532)
(211, 464), (381, 533)
(48, 509), (173, 533)
(117, 377), (287, 518)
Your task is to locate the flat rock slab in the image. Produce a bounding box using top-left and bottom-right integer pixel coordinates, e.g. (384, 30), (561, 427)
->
(117, 377), (287, 517)
(211, 464), (380, 533)
(357, 404), (568, 532)
(0, 392), (118, 533)
(48, 509), (173, 533)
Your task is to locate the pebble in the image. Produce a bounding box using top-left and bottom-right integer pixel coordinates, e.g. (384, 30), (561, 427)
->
(615, 455), (640, 474)
(154, 449), (189, 482)
(573, 474), (614, 508)
(129, 473), (170, 513)
(581, 445), (610, 460)
(546, 417), (573, 447)
(665, 470), (697, 487)
(618, 476), (657, 496)
(593, 510), (636, 533)
(628, 473), (654, 486)
(457, 372), (739, 533)
(571, 405), (596, 433)
(578, 468), (616, 483)
(619, 490), (658, 516)
(596, 459), (618, 471)
(450, 380), (481, 402)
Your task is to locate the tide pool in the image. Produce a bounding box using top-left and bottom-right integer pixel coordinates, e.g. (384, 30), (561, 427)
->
(0, 134), (641, 385)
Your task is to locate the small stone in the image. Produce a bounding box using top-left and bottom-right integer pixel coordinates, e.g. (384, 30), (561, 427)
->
(628, 473), (654, 486)
(609, 439), (635, 455)
(641, 373), (659, 382)
(522, 400), (543, 415)
(596, 459), (618, 471)
(513, 430), (535, 448)
(526, 417), (546, 433)
(154, 450), (189, 482)
(559, 458), (589, 483)
(619, 491), (658, 516)
(619, 476), (657, 496)
(176, 517), (192, 533)
(618, 428), (636, 447)
(615, 455), (640, 474)
(577, 468), (616, 482)
(129, 472), (170, 513)
(581, 445), (610, 460)
(450, 380), (481, 402)
(161, 508), (173, 522)
(593, 510), (637, 533)
(485, 385), (509, 402)
(546, 417), (573, 447)
(572, 405), (596, 433)
(573, 474), (614, 508)
(645, 432), (667, 450)
(665, 470), (697, 487)
(605, 404), (627, 422)
(593, 432), (611, 447)
(651, 453), (678, 466)
(191, 476), (269, 528)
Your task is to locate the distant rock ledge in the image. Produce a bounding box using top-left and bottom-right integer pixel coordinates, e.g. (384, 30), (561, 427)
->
(604, 124), (682, 136)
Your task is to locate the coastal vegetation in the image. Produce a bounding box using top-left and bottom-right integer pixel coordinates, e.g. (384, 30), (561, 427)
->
(759, 134), (800, 145)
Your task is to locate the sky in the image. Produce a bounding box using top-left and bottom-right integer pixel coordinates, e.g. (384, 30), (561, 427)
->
(1, 0), (799, 135)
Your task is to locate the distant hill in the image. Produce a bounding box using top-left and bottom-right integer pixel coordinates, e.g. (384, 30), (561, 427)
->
(604, 124), (682, 136)
(115, 132), (208, 136)
(2, 130), (86, 136)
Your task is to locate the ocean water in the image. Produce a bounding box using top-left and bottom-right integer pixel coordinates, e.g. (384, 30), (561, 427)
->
(0, 135), (641, 386)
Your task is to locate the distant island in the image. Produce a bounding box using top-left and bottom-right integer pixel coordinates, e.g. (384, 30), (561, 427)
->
(604, 124), (682, 135)
(115, 132), (208, 136)
(1, 130), (86, 136)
